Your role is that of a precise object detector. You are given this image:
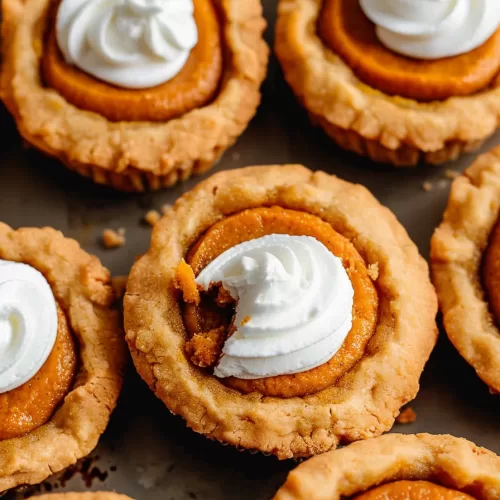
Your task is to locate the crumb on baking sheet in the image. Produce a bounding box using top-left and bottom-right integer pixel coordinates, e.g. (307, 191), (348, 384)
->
(144, 209), (161, 226)
(161, 203), (173, 214)
(444, 169), (460, 180)
(111, 275), (128, 299)
(396, 407), (417, 425)
(102, 228), (126, 249)
(422, 181), (433, 192)
(367, 263), (379, 281)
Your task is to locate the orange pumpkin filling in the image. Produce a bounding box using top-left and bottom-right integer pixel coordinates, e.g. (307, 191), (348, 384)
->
(0, 303), (78, 440)
(177, 206), (378, 398)
(355, 480), (475, 499)
(42, 0), (223, 122)
(483, 217), (500, 325)
(318, 0), (500, 101)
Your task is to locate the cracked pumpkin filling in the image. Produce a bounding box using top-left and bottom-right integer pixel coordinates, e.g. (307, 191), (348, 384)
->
(175, 206), (379, 399)
(354, 481), (475, 500)
(42, 0), (223, 122)
(0, 303), (78, 440)
(318, 0), (500, 102)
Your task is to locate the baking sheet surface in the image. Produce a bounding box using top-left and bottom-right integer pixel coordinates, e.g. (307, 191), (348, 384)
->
(2, 2), (500, 497)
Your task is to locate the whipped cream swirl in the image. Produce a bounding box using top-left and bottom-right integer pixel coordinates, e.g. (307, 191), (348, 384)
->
(0, 260), (58, 394)
(196, 235), (354, 379)
(56, 0), (198, 89)
(360, 0), (500, 59)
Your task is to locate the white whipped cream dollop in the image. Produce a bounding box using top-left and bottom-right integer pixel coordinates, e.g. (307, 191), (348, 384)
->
(359, 0), (500, 59)
(196, 235), (354, 379)
(56, 0), (198, 89)
(0, 260), (58, 394)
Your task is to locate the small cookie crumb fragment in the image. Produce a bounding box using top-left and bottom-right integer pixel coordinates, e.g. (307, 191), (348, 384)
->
(175, 259), (200, 305)
(144, 209), (161, 227)
(185, 327), (226, 368)
(111, 275), (128, 299)
(422, 181), (433, 192)
(437, 179), (449, 189)
(161, 204), (173, 215)
(396, 407), (417, 425)
(216, 286), (235, 307)
(367, 263), (379, 281)
(444, 169), (460, 180)
(102, 228), (126, 249)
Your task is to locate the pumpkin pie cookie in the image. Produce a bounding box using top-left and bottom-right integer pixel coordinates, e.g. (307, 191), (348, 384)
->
(431, 147), (500, 393)
(0, 223), (126, 493)
(273, 433), (500, 499)
(124, 165), (437, 459)
(0, 0), (268, 191)
(275, 0), (500, 166)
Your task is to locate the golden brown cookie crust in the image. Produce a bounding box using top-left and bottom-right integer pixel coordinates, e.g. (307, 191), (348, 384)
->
(0, 224), (126, 492)
(37, 495), (134, 500)
(124, 165), (438, 459)
(431, 148), (500, 392)
(273, 433), (500, 500)
(275, 0), (500, 166)
(0, 0), (269, 192)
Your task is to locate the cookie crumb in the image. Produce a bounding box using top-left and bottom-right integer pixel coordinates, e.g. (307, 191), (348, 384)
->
(111, 275), (128, 299)
(144, 209), (161, 226)
(367, 263), (379, 281)
(437, 179), (449, 189)
(396, 407), (417, 424)
(444, 169), (460, 180)
(102, 228), (126, 249)
(161, 204), (173, 215)
(422, 181), (433, 192)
